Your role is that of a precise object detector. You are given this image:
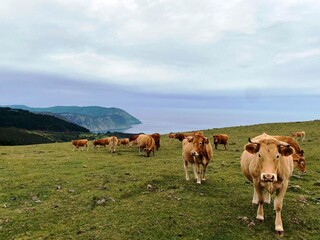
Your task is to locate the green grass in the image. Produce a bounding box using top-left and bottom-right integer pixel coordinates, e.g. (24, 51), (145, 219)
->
(0, 120), (319, 239)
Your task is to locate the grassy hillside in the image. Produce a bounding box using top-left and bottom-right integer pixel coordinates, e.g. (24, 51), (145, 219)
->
(0, 120), (319, 239)
(0, 107), (89, 145)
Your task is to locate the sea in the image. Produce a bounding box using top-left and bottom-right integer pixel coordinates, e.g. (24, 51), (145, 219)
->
(121, 108), (317, 134)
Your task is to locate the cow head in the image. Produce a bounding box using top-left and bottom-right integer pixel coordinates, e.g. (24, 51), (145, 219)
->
(245, 138), (294, 182)
(292, 153), (306, 173)
(144, 147), (154, 157)
(213, 135), (219, 143)
(189, 135), (210, 159)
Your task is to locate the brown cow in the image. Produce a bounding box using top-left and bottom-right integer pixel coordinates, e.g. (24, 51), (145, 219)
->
(118, 138), (130, 146)
(93, 138), (110, 148)
(290, 131), (305, 141)
(213, 134), (229, 150)
(182, 134), (213, 184)
(168, 133), (176, 141)
(129, 134), (140, 146)
(240, 133), (294, 235)
(273, 135), (306, 173)
(136, 134), (155, 157)
(175, 131), (204, 141)
(150, 133), (160, 151)
(71, 139), (89, 151)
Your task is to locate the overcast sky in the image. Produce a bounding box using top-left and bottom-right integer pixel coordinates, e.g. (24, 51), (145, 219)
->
(0, 0), (320, 124)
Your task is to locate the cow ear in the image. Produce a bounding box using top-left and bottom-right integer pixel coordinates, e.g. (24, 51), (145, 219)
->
(245, 143), (260, 154)
(278, 144), (294, 156)
(204, 137), (209, 144)
(186, 136), (193, 142)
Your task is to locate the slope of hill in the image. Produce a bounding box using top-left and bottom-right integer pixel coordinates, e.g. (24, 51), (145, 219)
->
(0, 107), (89, 145)
(7, 105), (141, 132)
(0, 120), (319, 239)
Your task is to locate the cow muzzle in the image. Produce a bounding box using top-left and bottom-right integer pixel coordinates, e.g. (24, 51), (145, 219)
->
(190, 150), (199, 156)
(261, 173), (277, 182)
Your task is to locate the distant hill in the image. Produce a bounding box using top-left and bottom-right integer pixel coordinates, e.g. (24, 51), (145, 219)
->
(0, 107), (89, 145)
(7, 105), (141, 133)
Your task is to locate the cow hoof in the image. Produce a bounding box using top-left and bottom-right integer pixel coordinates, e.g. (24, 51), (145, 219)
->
(275, 230), (284, 237)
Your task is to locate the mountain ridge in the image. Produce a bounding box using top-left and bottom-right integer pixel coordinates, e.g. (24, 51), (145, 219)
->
(6, 105), (142, 133)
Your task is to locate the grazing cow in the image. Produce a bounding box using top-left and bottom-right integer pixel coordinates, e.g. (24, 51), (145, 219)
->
(175, 131), (204, 141)
(71, 139), (89, 151)
(240, 133), (294, 235)
(93, 138), (110, 148)
(273, 135), (306, 173)
(182, 134), (213, 184)
(118, 138), (130, 146)
(136, 134), (155, 157)
(213, 134), (229, 150)
(150, 133), (161, 151)
(290, 131), (305, 141)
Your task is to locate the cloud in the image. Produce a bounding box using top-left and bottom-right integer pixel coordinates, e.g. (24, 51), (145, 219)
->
(1, 0), (320, 99)
(48, 50), (183, 85)
(275, 49), (320, 64)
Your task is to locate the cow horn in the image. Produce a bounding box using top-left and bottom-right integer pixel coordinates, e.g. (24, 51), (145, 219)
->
(248, 138), (252, 143)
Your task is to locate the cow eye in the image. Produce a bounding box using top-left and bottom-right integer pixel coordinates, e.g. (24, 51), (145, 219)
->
(258, 154), (261, 158)
(276, 154), (280, 159)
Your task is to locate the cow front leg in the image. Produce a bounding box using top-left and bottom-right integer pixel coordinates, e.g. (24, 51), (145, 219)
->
(254, 183), (264, 220)
(192, 163), (197, 180)
(195, 163), (201, 184)
(274, 181), (289, 235)
(184, 161), (190, 181)
(201, 164), (208, 181)
(252, 188), (258, 204)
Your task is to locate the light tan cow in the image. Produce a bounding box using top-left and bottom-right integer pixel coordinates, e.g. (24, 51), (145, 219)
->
(182, 133), (213, 184)
(136, 134), (155, 157)
(273, 135), (306, 173)
(240, 133), (294, 235)
(290, 131), (305, 141)
(71, 139), (89, 151)
(109, 136), (118, 153)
